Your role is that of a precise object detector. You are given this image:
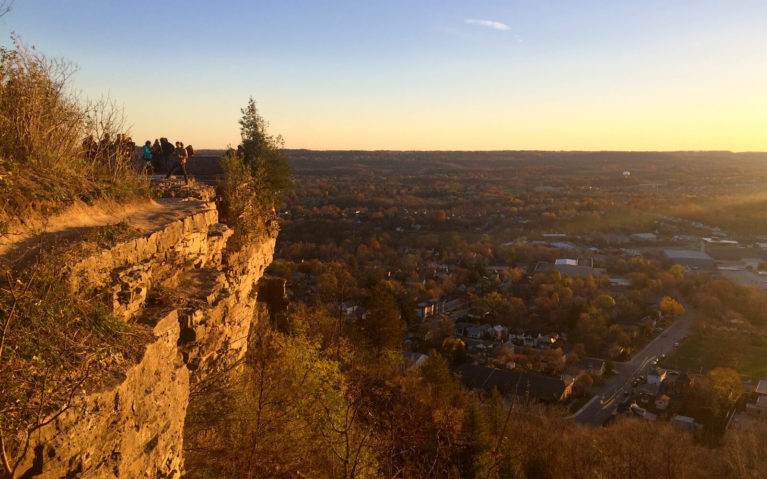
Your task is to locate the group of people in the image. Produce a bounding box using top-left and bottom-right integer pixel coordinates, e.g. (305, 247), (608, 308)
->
(82, 134), (195, 184)
(140, 138), (195, 184)
(82, 133), (136, 165)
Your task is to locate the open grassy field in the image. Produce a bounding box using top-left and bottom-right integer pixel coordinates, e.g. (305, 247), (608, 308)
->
(662, 335), (767, 380)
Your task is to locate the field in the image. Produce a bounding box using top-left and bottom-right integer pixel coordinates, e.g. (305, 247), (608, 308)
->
(663, 335), (767, 380)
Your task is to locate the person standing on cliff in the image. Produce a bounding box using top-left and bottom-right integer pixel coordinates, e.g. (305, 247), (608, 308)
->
(165, 141), (190, 184)
(151, 139), (162, 172)
(141, 140), (153, 175)
(160, 138), (175, 171)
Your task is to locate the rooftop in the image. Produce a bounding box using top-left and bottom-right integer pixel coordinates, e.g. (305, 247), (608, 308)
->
(456, 364), (569, 402)
(665, 249), (714, 260)
(756, 379), (767, 395)
(555, 258), (578, 266)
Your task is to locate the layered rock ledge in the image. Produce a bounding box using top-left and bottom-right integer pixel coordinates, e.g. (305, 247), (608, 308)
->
(15, 184), (275, 478)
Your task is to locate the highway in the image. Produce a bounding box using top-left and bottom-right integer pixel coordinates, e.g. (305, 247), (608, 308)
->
(573, 309), (694, 426)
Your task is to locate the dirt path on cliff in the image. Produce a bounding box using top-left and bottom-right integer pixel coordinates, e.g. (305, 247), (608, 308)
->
(0, 177), (214, 265)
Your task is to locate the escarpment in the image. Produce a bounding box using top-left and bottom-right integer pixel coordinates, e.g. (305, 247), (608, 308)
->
(12, 183), (276, 478)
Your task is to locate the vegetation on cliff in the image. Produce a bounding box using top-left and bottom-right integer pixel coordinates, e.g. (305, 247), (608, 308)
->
(0, 31), (147, 477)
(217, 98), (292, 244)
(0, 36), (148, 235)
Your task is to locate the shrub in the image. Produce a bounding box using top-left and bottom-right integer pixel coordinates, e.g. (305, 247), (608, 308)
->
(218, 99), (291, 244)
(0, 36), (147, 232)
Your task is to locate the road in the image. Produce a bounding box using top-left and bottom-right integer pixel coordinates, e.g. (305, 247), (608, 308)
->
(573, 309), (694, 426)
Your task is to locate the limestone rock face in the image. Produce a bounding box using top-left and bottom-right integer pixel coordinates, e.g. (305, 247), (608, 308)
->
(17, 184), (276, 478)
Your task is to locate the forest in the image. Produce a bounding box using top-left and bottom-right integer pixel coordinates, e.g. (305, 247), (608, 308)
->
(184, 151), (767, 478)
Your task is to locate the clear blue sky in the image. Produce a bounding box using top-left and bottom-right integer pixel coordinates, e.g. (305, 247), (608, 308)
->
(3, 0), (767, 150)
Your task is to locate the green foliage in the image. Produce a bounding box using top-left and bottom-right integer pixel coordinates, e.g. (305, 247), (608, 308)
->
(184, 323), (378, 479)
(217, 98), (292, 243)
(238, 98), (292, 198)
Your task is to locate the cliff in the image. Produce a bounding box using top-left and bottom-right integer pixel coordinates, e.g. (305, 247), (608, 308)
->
(12, 182), (276, 478)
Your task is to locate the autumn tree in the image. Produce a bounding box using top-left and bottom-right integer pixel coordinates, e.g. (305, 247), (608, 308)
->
(660, 296), (686, 317)
(360, 283), (405, 352)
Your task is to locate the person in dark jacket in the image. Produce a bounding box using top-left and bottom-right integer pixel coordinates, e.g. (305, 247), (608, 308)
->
(165, 141), (190, 184)
(151, 139), (162, 172)
(160, 138), (175, 171)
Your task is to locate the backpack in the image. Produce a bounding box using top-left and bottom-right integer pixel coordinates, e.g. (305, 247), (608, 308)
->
(185, 145), (195, 157)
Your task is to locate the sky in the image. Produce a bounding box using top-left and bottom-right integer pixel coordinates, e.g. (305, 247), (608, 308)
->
(2, 0), (767, 151)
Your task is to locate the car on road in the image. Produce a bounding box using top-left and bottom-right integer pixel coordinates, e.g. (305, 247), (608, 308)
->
(673, 341), (680, 347)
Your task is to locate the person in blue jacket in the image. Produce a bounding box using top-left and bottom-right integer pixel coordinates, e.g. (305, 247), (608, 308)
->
(142, 140), (153, 175)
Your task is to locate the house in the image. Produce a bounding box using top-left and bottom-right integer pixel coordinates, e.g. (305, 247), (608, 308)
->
(466, 326), (484, 340)
(402, 352), (428, 371)
(636, 383), (660, 401)
(454, 322), (475, 337)
(663, 370), (695, 395)
(647, 367), (667, 386)
(491, 325), (508, 341)
(630, 232), (658, 242)
(672, 415), (703, 432)
(745, 379), (767, 417)
(553, 258), (594, 278)
(456, 364), (573, 403)
(745, 396), (767, 417)
(466, 324), (492, 340)
(576, 358), (606, 377)
(444, 299), (465, 312)
(486, 266), (510, 277)
(416, 302), (435, 320)
(509, 329), (525, 343)
(755, 379), (767, 396)
(630, 404), (657, 421)
(523, 331), (541, 347)
(537, 333), (559, 349)
(655, 394), (671, 411)
(610, 277), (632, 287)
(341, 302), (360, 316)
(427, 298), (446, 315)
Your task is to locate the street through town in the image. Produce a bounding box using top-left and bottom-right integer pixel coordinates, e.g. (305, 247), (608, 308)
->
(573, 307), (694, 425)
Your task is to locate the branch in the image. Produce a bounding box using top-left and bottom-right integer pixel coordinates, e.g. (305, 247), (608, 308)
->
(0, 1), (12, 18)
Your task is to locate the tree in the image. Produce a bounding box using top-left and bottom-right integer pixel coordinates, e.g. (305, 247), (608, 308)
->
(360, 284), (405, 352)
(705, 367), (742, 414)
(238, 98), (292, 199)
(218, 98), (292, 239)
(669, 264), (686, 280)
(660, 296), (685, 317)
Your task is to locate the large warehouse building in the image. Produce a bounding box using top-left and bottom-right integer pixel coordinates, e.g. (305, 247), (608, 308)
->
(665, 249), (715, 270)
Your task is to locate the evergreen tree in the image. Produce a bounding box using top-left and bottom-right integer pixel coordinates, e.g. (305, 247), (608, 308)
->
(238, 98), (292, 199)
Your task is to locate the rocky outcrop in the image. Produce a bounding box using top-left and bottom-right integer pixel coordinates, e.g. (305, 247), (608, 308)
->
(15, 184), (276, 478)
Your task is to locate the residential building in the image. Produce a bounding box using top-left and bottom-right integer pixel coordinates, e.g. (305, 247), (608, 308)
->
(456, 364), (573, 403)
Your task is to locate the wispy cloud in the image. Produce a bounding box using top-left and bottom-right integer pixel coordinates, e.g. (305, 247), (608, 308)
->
(465, 18), (510, 31)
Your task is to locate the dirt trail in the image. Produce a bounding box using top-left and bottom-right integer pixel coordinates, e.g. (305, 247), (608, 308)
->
(0, 178), (214, 263)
